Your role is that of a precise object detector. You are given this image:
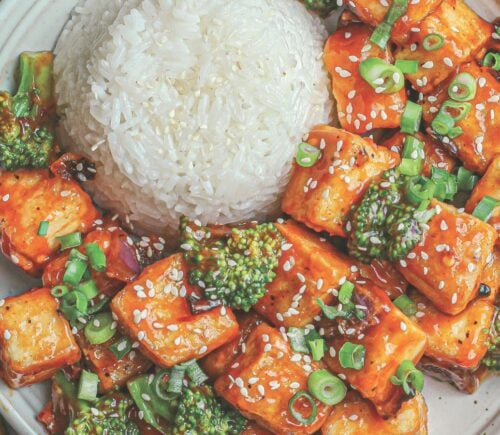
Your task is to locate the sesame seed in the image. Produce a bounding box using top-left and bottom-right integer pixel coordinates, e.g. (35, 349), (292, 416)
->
(451, 293), (458, 304)
(264, 343), (272, 352)
(137, 331), (146, 341)
(400, 322), (407, 332)
(199, 345), (208, 354)
(3, 330), (11, 340)
(257, 385), (265, 396)
(290, 382), (300, 389)
(1, 194), (9, 202)
(349, 415), (359, 421)
(438, 281), (445, 289)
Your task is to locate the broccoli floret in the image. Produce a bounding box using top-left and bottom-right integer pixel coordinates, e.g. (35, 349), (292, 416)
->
(0, 51), (56, 170)
(180, 218), (284, 312)
(171, 384), (246, 435)
(302, 0), (339, 15)
(347, 170), (432, 263)
(65, 393), (140, 435)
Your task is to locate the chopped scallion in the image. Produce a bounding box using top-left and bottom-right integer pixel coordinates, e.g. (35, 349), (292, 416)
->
(288, 327), (309, 353)
(86, 242), (107, 272)
(398, 158), (421, 176)
(61, 290), (89, 318)
(167, 365), (186, 394)
(84, 312), (116, 345)
(338, 281), (354, 304)
(483, 52), (500, 71)
(472, 196), (499, 221)
(50, 284), (69, 298)
(296, 142), (321, 168)
(63, 259), (88, 286)
(422, 33), (444, 51)
(393, 294), (417, 316)
(37, 221), (49, 237)
(439, 100), (471, 123)
(431, 114), (455, 136)
(75, 280), (99, 300)
(448, 72), (477, 102)
(288, 390), (317, 425)
(338, 342), (365, 370)
(395, 59), (418, 74)
(390, 360), (424, 396)
(370, 0), (409, 49)
(184, 360), (209, 385)
(110, 336), (132, 359)
(359, 58), (404, 93)
(307, 369), (347, 405)
(57, 232), (83, 251)
(456, 167), (478, 192)
(77, 370), (99, 402)
(401, 101), (422, 134)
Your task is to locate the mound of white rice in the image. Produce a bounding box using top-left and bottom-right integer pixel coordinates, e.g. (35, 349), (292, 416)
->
(55, 0), (331, 235)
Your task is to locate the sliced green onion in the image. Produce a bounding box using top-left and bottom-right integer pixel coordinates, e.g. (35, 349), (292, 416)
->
(110, 336), (132, 360)
(456, 167), (478, 192)
(338, 281), (354, 304)
(84, 312), (116, 345)
(307, 369), (347, 406)
(406, 177), (436, 204)
(401, 102), (422, 134)
(50, 285), (69, 298)
(439, 100), (471, 123)
(77, 370), (99, 402)
(61, 290), (88, 317)
(447, 126), (463, 139)
(483, 52), (500, 71)
(296, 142), (320, 168)
(184, 360), (209, 385)
(448, 72), (477, 102)
(37, 221), (49, 236)
(150, 370), (171, 401)
(472, 196), (499, 221)
(393, 294), (417, 316)
(402, 135), (424, 159)
(127, 376), (163, 432)
(308, 339), (325, 361)
(390, 360), (424, 396)
(69, 248), (88, 262)
(288, 327), (309, 353)
(370, 0), (409, 49)
(86, 243), (107, 272)
(317, 299), (347, 320)
(288, 390), (317, 425)
(395, 59), (418, 74)
(57, 232), (83, 251)
(431, 114), (455, 136)
(423, 33), (445, 51)
(167, 365), (186, 394)
(359, 58), (405, 93)
(75, 280), (99, 300)
(398, 158), (422, 176)
(88, 296), (111, 315)
(431, 167), (457, 201)
(63, 259), (88, 286)
(338, 342), (365, 370)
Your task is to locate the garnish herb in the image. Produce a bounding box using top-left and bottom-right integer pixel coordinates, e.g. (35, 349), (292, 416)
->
(307, 369), (347, 405)
(393, 294), (417, 316)
(288, 390), (317, 425)
(390, 360), (424, 396)
(338, 342), (366, 370)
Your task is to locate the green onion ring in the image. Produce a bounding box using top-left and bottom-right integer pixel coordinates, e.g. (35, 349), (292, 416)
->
(50, 285), (70, 298)
(431, 114), (455, 136)
(288, 390), (317, 425)
(84, 312), (116, 345)
(359, 58), (404, 93)
(395, 59), (418, 74)
(456, 167), (478, 192)
(448, 72), (477, 102)
(472, 196), (499, 221)
(393, 294), (417, 316)
(483, 52), (500, 71)
(296, 142), (321, 168)
(401, 101), (423, 134)
(307, 369), (347, 406)
(423, 34), (445, 51)
(439, 100), (471, 123)
(338, 342), (366, 370)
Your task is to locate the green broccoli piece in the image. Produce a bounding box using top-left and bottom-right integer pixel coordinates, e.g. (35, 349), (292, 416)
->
(180, 218), (284, 312)
(302, 0), (339, 16)
(0, 51), (56, 170)
(65, 393), (140, 435)
(347, 170), (433, 263)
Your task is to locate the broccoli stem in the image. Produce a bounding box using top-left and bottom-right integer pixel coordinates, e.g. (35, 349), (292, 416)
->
(12, 51), (54, 119)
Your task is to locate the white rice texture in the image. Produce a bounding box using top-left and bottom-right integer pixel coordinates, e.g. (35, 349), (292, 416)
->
(55, 0), (332, 235)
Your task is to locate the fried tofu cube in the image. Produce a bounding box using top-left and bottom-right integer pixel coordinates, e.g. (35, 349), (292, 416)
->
(395, 0), (491, 93)
(111, 253), (239, 367)
(356, 259), (408, 301)
(0, 169), (99, 275)
(422, 64), (500, 174)
(282, 125), (399, 237)
(396, 200), (496, 315)
(200, 311), (266, 379)
(408, 290), (494, 369)
(0, 287), (80, 388)
(321, 391), (428, 435)
(215, 324), (332, 434)
(324, 285), (427, 417)
(465, 156), (500, 241)
(348, 0), (443, 45)
(255, 221), (354, 327)
(380, 132), (456, 177)
(324, 24), (407, 134)
(76, 332), (152, 392)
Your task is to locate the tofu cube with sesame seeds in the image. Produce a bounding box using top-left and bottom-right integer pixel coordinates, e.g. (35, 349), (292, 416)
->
(75, 332), (152, 392)
(380, 132), (456, 178)
(347, 0), (443, 46)
(324, 23), (407, 134)
(282, 125), (399, 237)
(395, 0), (492, 93)
(321, 391), (428, 435)
(254, 220), (354, 328)
(396, 200), (497, 315)
(0, 169), (100, 276)
(422, 63), (500, 174)
(0, 287), (81, 388)
(323, 285), (427, 417)
(465, 156), (500, 243)
(214, 323), (332, 434)
(408, 289), (494, 370)
(110, 253), (239, 368)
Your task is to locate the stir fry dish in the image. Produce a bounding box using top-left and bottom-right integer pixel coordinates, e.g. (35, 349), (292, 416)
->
(0, 1), (499, 434)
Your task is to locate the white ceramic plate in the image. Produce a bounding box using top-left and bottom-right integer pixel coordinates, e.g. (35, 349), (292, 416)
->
(0, 1), (499, 434)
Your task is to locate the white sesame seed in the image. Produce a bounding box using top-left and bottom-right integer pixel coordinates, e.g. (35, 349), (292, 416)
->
(199, 345), (208, 354)
(400, 322), (407, 332)
(451, 293), (458, 304)
(290, 382), (300, 389)
(3, 330), (11, 340)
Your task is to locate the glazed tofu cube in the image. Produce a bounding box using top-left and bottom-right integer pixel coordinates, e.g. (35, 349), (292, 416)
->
(324, 285), (427, 417)
(255, 221), (354, 327)
(76, 332), (152, 392)
(200, 311), (266, 379)
(0, 169), (99, 275)
(465, 156), (500, 241)
(43, 225), (140, 297)
(282, 125), (399, 237)
(215, 324), (332, 434)
(395, 0), (491, 93)
(480, 248), (499, 300)
(0, 287), (80, 388)
(422, 64), (500, 174)
(356, 259), (408, 301)
(111, 253), (239, 367)
(321, 391), (428, 435)
(348, 0), (443, 45)
(324, 24), (407, 134)
(408, 290), (494, 369)
(396, 200), (496, 315)
(380, 132), (456, 177)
